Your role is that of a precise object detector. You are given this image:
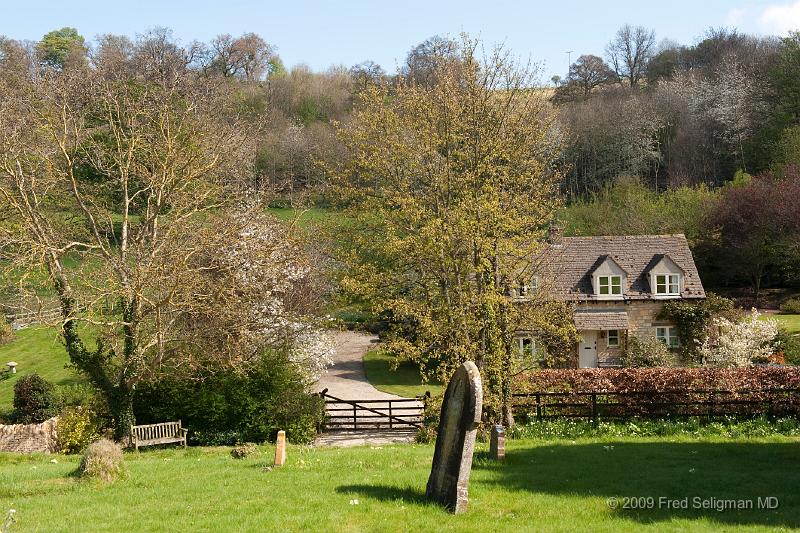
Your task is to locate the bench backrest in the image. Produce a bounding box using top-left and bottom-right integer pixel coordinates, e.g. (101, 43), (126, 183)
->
(132, 421), (182, 441)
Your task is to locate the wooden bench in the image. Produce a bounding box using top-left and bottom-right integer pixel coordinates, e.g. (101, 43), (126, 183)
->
(130, 421), (188, 451)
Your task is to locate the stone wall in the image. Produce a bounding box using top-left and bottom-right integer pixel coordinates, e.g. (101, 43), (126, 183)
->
(0, 418), (58, 453)
(574, 301), (676, 365)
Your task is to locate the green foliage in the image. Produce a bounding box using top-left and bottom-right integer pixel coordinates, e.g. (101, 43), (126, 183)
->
(775, 329), (800, 366)
(296, 97), (326, 125)
(12, 373), (61, 423)
(133, 349), (325, 445)
(36, 27), (86, 69)
(621, 336), (680, 368)
(57, 406), (102, 454)
(562, 177), (717, 246)
(78, 438), (125, 483)
(780, 298), (800, 314)
(332, 36), (565, 424)
(509, 416), (800, 440)
(659, 293), (741, 361)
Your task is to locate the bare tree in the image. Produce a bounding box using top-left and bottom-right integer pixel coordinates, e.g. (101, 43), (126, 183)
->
(606, 25), (656, 88)
(0, 49), (325, 438)
(402, 35), (459, 86)
(350, 60), (386, 91)
(208, 32), (276, 81)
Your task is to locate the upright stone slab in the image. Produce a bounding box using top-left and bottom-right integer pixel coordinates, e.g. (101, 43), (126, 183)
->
(489, 425), (505, 460)
(274, 430), (287, 466)
(425, 361), (483, 514)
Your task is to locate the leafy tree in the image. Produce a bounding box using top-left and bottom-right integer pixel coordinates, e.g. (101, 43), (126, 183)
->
(36, 27), (86, 69)
(12, 374), (61, 423)
(707, 169), (800, 296)
(552, 55), (613, 102)
(332, 35), (574, 425)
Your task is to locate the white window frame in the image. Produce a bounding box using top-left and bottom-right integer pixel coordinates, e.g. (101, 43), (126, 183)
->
(655, 273), (681, 296)
(598, 275), (622, 296)
(656, 326), (679, 348)
(607, 329), (620, 348)
(515, 335), (540, 357)
(514, 277), (538, 299)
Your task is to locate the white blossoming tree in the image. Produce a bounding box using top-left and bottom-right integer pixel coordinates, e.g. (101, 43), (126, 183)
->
(700, 310), (779, 368)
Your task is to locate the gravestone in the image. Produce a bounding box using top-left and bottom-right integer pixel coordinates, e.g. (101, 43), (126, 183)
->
(274, 430), (287, 466)
(489, 425), (505, 460)
(425, 361), (483, 514)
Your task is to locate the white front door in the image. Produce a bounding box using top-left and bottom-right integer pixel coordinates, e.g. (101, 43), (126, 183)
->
(579, 330), (598, 368)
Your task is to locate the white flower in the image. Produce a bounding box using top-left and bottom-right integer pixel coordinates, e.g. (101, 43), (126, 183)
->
(700, 310), (778, 368)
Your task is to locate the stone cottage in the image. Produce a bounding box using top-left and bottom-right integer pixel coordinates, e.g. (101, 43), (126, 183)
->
(513, 234), (706, 368)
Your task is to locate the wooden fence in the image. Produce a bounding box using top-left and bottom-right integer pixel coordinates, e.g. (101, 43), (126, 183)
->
(512, 388), (800, 422)
(320, 390), (425, 430)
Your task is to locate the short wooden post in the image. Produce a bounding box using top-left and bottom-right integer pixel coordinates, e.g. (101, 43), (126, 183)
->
(274, 430), (287, 467)
(353, 403), (358, 429)
(388, 401), (393, 429)
(591, 393), (598, 426)
(536, 394), (542, 419)
(490, 425), (505, 460)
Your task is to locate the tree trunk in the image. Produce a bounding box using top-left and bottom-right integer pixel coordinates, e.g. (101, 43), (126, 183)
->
(109, 385), (136, 443)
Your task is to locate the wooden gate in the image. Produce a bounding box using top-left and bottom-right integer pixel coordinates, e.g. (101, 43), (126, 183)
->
(320, 389), (426, 430)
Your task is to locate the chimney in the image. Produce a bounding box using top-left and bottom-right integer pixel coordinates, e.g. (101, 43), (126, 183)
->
(547, 223), (564, 245)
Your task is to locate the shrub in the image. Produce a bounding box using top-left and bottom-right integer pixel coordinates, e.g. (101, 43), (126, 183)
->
(700, 310), (778, 367)
(0, 316), (13, 345)
(134, 349), (326, 445)
(776, 329), (800, 366)
(780, 298), (800, 314)
(78, 439), (125, 482)
(57, 407), (101, 454)
(230, 443), (258, 459)
(621, 336), (680, 368)
(12, 373), (61, 423)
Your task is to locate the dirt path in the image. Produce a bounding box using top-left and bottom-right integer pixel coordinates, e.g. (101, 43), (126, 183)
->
(315, 331), (409, 400)
(313, 331), (421, 447)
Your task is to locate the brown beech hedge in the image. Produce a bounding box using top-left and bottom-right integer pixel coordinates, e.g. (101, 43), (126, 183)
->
(515, 367), (800, 393)
(513, 368), (800, 418)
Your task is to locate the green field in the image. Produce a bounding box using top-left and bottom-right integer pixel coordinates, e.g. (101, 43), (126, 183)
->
(362, 349), (443, 398)
(0, 327), (85, 412)
(1, 436), (798, 532)
(774, 314), (800, 335)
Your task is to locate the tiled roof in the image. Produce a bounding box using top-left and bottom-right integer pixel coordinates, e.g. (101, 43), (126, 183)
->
(533, 234), (706, 301)
(574, 310), (629, 330)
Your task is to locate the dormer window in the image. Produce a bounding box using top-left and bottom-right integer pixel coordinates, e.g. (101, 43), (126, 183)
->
(598, 275), (622, 296)
(655, 274), (680, 296)
(513, 277), (538, 299)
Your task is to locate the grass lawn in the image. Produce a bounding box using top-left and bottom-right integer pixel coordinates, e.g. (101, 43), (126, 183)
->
(266, 207), (335, 228)
(363, 349), (444, 398)
(1, 436), (798, 532)
(0, 326), (85, 412)
(773, 314), (800, 335)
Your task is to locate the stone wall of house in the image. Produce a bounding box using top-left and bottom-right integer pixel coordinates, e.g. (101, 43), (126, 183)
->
(0, 417), (58, 453)
(574, 301), (676, 365)
(575, 301), (673, 338)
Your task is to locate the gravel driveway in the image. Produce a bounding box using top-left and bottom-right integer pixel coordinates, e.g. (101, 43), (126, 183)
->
(315, 331), (409, 400)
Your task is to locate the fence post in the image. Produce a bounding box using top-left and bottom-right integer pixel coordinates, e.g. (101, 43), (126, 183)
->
(389, 401), (393, 429)
(536, 394), (542, 419)
(353, 402), (357, 430)
(591, 393), (598, 426)
(708, 391), (715, 418)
